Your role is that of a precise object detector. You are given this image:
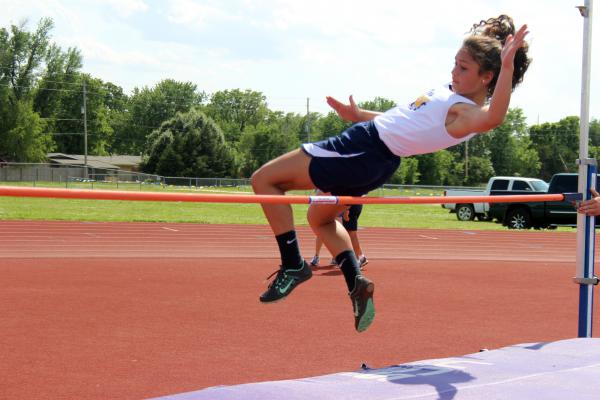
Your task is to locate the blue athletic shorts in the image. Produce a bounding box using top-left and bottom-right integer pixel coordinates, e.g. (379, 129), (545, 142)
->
(301, 121), (400, 196)
(342, 204), (363, 231)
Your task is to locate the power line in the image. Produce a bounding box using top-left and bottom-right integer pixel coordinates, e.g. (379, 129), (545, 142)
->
(40, 118), (82, 121)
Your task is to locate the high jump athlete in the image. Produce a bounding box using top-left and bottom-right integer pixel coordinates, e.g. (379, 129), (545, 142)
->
(251, 15), (531, 332)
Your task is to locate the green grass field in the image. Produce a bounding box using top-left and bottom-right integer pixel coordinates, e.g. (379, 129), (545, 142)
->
(0, 181), (574, 231)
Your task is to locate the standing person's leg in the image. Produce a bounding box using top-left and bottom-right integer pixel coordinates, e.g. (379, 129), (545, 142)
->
(344, 205), (368, 268)
(348, 231), (363, 259)
(348, 230), (368, 268)
(307, 204), (354, 267)
(251, 149), (316, 303)
(311, 237), (323, 266)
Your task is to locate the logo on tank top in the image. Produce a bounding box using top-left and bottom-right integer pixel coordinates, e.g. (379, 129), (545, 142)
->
(408, 94), (430, 111)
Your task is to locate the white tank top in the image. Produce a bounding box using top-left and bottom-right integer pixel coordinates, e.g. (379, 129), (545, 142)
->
(374, 85), (477, 157)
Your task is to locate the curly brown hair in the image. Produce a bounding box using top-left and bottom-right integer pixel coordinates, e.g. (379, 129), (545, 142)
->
(462, 15), (531, 98)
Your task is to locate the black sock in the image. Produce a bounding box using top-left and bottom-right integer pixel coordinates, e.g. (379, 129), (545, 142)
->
(275, 230), (303, 268)
(336, 250), (361, 292)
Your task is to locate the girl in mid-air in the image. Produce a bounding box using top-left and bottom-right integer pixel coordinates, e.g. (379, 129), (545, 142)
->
(251, 15), (531, 332)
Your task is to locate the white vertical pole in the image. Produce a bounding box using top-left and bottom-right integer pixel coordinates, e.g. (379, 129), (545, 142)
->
(575, 0), (597, 338)
(83, 80), (88, 179)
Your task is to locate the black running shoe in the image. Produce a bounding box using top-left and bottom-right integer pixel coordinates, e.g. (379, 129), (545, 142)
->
(349, 275), (375, 332)
(260, 261), (312, 303)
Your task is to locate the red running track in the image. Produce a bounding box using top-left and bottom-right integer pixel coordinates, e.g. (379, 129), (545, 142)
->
(0, 220), (598, 399)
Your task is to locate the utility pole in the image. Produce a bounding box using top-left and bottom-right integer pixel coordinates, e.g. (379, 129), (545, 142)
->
(82, 80), (88, 179)
(465, 141), (469, 182)
(305, 97), (310, 142)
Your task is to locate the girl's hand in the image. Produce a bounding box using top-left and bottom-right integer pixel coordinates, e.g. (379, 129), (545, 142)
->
(577, 188), (600, 216)
(501, 24), (528, 68)
(326, 95), (362, 122)
(342, 208), (350, 221)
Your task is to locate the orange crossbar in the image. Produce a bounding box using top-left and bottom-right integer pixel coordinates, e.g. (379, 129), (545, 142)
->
(0, 185), (567, 205)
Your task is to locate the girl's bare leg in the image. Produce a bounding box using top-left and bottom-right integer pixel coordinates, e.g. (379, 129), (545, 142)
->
(251, 149), (314, 234)
(307, 204), (354, 258)
(252, 149), (316, 303)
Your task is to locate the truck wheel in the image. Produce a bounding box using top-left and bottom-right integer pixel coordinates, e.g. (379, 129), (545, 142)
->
(456, 204), (475, 221)
(506, 208), (532, 229)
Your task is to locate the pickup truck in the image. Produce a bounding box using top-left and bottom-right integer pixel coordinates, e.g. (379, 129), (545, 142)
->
(443, 176), (548, 221)
(488, 173), (597, 229)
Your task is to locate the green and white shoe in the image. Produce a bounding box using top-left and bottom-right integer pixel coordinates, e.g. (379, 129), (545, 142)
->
(260, 261), (312, 303)
(349, 275), (375, 332)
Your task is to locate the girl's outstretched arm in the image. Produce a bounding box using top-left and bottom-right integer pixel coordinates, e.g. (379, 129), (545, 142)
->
(449, 24), (529, 136)
(326, 95), (383, 122)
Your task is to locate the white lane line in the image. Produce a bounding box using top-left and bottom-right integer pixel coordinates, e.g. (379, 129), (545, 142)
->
(418, 235), (438, 240)
(161, 227), (179, 232)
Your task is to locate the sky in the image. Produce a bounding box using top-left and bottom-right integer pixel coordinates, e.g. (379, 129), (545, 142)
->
(1, 0), (598, 125)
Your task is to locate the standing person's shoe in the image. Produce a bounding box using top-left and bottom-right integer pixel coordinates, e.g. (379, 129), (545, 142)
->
(329, 258), (338, 267)
(260, 261), (312, 303)
(349, 275), (375, 332)
(310, 255), (320, 267)
(358, 255), (369, 270)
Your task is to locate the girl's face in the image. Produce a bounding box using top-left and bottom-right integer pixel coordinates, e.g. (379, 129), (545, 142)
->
(451, 47), (491, 101)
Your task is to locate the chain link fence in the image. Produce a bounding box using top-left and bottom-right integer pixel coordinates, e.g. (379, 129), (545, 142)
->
(0, 163), (477, 194)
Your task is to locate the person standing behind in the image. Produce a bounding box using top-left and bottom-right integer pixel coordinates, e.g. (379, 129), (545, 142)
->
(310, 204), (368, 269)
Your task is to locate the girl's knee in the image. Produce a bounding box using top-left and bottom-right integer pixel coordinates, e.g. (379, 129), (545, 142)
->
(307, 207), (337, 229)
(251, 166), (285, 194)
(250, 169), (263, 192)
(307, 212), (320, 230)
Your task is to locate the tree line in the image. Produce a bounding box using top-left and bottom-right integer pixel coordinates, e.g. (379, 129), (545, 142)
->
(2, 18), (599, 185)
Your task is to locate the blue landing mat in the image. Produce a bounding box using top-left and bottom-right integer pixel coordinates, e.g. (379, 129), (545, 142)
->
(150, 338), (600, 400)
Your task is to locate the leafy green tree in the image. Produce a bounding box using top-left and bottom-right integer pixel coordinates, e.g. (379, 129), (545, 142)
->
(530, 116), (579, 179)
(415, 150), (468, 185)
(299, 111), (322, 143)
(41, 75), (115, 155)
(0, 100), (51, 161)
(124, 79), (206, 155)
(142, 108), (235, 177)
(415, 153), (437, 184)
(33, 45), (82, 118)
(141, 131), (174, 176)
(390, 157), (420, 184)
(431, 150), (459, 185)
(310, 111), (350, 142)
(486, 109), (524, 175)
(359, 97), (396, 113)
(155, 144), (184, 177)
(204, 89), (268, 144)
(480, 107), (541, 178)
(512, 135), (541, 177)
(101, 82), (129, 154)
(0, 18), (55, 161)
(238, 111), (301, 176)
(465, 156), (495, 185)
(0, 18), (53, 102)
